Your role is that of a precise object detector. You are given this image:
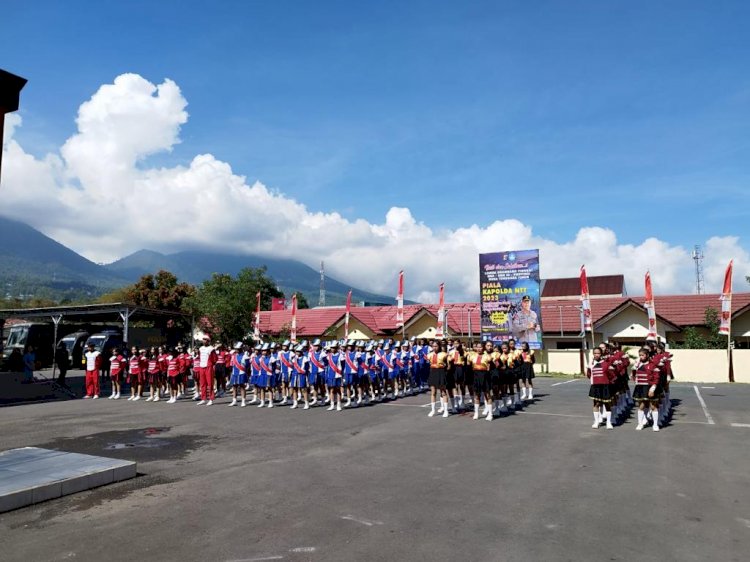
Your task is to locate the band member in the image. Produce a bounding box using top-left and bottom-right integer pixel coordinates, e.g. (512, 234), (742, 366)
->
(197, 335), (217, 406)
(486, 341), (503, 415)
(108, 347), (125, 400)
(466, 342), (493, 420)
(427, 340), (450, 418)
(277, 340), (293, 405)
(308, 339), (327, 406)
(520, 342), (535, 400)
(587, 347), (615, 429)
(177, 345), (191, 398)
(326, 341), (344, 411)
(290, 344), (311, 409)
(257, 343), (277, 408)
(655, 341), (674, 426)
(127, 347), (144, 401)
(229, 343), (248, 407)
(632, 347), (663, 431)
(83, 342), (101, 399)
(248, 344), (262, 404)
(342, 340), (360, 407)
(214, 343), (229, 398)
(447, 341), (466, 411)
(146, 348), (161, 402)
(166, 348), (181, 404)
(506, 339), (523, 408)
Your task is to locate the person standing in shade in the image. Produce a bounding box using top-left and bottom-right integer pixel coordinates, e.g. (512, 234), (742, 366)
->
(22, 345), (36, 383)
(83, 342), (101, 399)
(55, 342), (70, 388)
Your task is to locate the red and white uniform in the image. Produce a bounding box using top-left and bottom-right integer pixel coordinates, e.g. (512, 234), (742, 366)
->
(587, 359), (615, 385)
(634, 361), (660, 386)
(110, 354), (125, 381)
(129, 355), (143, 384)
(167, 355), (181, 378)
(84, 350), (102, 397)
(198, 344), (218, 400)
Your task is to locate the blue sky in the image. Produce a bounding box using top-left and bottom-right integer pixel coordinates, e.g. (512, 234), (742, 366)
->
(2, 1), (749, 298)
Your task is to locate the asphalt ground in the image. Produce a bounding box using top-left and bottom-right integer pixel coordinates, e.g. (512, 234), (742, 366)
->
(1, 376), (749, 562)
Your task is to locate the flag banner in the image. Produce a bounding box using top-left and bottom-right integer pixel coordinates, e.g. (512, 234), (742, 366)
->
(254, 291), (261, 339)
(291, 294), (298, 342)
(719, 260), (733, 336)
(436, 283), (445, 339)
(479, 249), (542, 349)
(580, 265), (592, 332)
(396, 270), (404, 327)
(645, 271), (658, 340)
(344, 290), (352, 338)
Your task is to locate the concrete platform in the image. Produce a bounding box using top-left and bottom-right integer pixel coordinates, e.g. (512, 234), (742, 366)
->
(0, 447), (136, 512)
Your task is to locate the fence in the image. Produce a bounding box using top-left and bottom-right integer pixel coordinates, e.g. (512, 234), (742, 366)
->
(534, 349), (749, 384)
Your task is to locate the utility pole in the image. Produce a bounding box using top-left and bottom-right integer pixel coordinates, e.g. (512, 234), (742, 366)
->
(692, 245), (705, 295)
(318, 260), (326, 307)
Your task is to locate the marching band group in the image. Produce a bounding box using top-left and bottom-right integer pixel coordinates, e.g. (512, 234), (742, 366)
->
(81, 334), (674, 430)
(82, 335), (537, 421)
(587, 340), (673, 431)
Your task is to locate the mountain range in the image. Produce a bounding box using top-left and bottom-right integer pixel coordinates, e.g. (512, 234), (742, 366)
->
(0, 216), (396, 306)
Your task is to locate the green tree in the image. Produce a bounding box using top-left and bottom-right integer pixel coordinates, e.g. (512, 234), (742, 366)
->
(185, 267), (283, 343)
(292, 291), (310, 309)
(122, 270), (195, 311)
(675, 307), (726, 349)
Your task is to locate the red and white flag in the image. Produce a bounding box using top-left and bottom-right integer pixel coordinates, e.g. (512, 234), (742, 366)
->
(344, 290), (352, 339)
(396, 270), (404, 327)
(644, 271), (658, 340)
(290, 294), (298, 343)
(435, 283), (445, 339)
(719, 260), (733, 336)
(254, 291), (261, 339)
(580, 265), (592, 332)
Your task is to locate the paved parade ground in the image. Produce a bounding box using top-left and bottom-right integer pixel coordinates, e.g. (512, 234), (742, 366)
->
(1, 376), (749, 562)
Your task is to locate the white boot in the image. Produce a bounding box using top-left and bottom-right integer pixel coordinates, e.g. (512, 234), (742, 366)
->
(592, 411), (601, 428)
(442, 399), (449, 418)
(257, 399), (265, 408)
(528, 388), (534, 399)
(336, 401), (342, 412)
(291, 400), (298, 409)
(229, 398), (237, 407)
(635, 410), (645, 430)
(428, 402), (436, 417)
(520, 387), (527, 400)
(652, 411), (660, 432)
(485, 406), (493, 421)
(473, 404), (480, 420)
(605, 410), (614, 430)
(240, 398), (246, 407)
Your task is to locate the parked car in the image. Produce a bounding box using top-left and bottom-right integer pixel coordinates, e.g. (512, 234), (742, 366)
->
(58, 331), (89, 368)
(84, 330), (124, 370)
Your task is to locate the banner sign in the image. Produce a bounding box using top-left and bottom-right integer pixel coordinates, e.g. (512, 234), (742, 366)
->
(479, 249), (542, 349)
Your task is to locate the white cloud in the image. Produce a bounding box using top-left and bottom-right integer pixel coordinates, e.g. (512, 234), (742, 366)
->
(2, 74), (748, 301)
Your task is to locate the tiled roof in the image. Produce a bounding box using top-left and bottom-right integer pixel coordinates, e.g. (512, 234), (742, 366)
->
(542, 275), (625, 298)
(258, 293), (750, 337)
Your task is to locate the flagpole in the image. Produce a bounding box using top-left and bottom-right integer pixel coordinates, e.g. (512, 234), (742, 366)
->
(727, 292), (733, 382)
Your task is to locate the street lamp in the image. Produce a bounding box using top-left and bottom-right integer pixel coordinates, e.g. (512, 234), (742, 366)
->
(0, 69), (27, 183)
